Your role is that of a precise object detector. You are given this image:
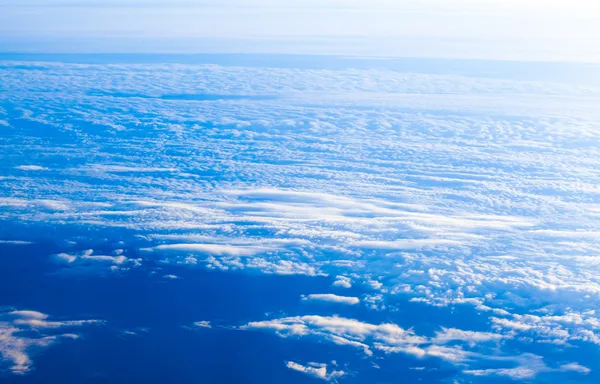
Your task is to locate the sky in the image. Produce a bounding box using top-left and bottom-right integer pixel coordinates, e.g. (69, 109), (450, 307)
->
(1, 0), (599, 61)
(2, 1), (600, 383)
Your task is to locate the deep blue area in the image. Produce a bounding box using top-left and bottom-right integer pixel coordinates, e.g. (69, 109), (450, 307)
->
(0, 227), (460, 383)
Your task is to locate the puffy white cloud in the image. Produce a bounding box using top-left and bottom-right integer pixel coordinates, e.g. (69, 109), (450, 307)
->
(332, 276), (352, 288)
(559, 362), (591, 374)
(490, 311), (600, 345)
(286, 361), (345, 381)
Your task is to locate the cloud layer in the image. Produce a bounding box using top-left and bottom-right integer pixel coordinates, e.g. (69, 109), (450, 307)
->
(1, 58), (599, 381)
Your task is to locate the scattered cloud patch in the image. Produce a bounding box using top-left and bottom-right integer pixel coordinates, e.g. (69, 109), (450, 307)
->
(14, 165), (48, 171)
(332, 276), (352, 288)
(0, 309), (102, 375)
(241, 314), (590, 378)
(286, 361), (345, 381)
(433, 327), (504, 346)
(302, 294), (360, 305)
(51, 249), (142, 274)
(192, 321), (212, 329)
(153, 243), (269, 257)
(163, 274), (180, 279)
(464, 353), (591, 380)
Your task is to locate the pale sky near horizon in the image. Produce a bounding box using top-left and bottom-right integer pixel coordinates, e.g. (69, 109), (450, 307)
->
(1, 0), (599, 61)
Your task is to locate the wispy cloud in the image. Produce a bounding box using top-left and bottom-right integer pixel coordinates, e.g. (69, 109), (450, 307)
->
(14, 165), (48, 171)
(152, 243), (270, 257)
(51, 249), (142, 275)
(241, 314), (590, 380)
(0, 309), (103, 374)
(302, 294), (360, 305)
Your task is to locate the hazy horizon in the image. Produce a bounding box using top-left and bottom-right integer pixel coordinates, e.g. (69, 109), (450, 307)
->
(1, 0), (599, 62)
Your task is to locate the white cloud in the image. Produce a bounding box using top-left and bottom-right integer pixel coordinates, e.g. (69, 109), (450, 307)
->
(354, 239), (464, 251)
(87, 165), (178, 173)
(0, 309), (102, 374)
(153, 243), (269, 257)
(9, 310), (48, 320)
(529, 229), (600, 239)
(14, 165), (48, 171)
(192, 321), (212, 328)
(363, 294), (386, 311)
(286, 361), (345, 381)
(559, 362), (591, 374)
(163, 274), (180, 279)
(241, 313), (591, 378)
(286, 361), (327, 380)
(490, 312), (600, 345)
(36, 200), (70, 211)
(365, 279), (382, 290)
(0, 198), (29, 208)
(464, 354), (591, 379)
(51, 249), (142, 274)
(302, 294), (360, 305)
(0, 240), (33, 245)
(433, 327), (503, 346)
(464, 367), (538, 380)
(332, 276), (352, 288)
(242, 315), (426, 359)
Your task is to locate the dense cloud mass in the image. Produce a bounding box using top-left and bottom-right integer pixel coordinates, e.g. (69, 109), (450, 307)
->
(1, 57), (600, 382)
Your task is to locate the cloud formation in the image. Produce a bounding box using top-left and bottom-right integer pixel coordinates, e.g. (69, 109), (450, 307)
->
(51, 249), (142, 275)
(302, 294), (360, 305)
(0, 309), (102, 374)
(241, 314), (590, 380)
(1, 58), (600, 381)
(286, 361), (345, 381)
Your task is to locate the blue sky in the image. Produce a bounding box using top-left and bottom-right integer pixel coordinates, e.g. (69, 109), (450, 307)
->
(1, 0), (599, 61)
